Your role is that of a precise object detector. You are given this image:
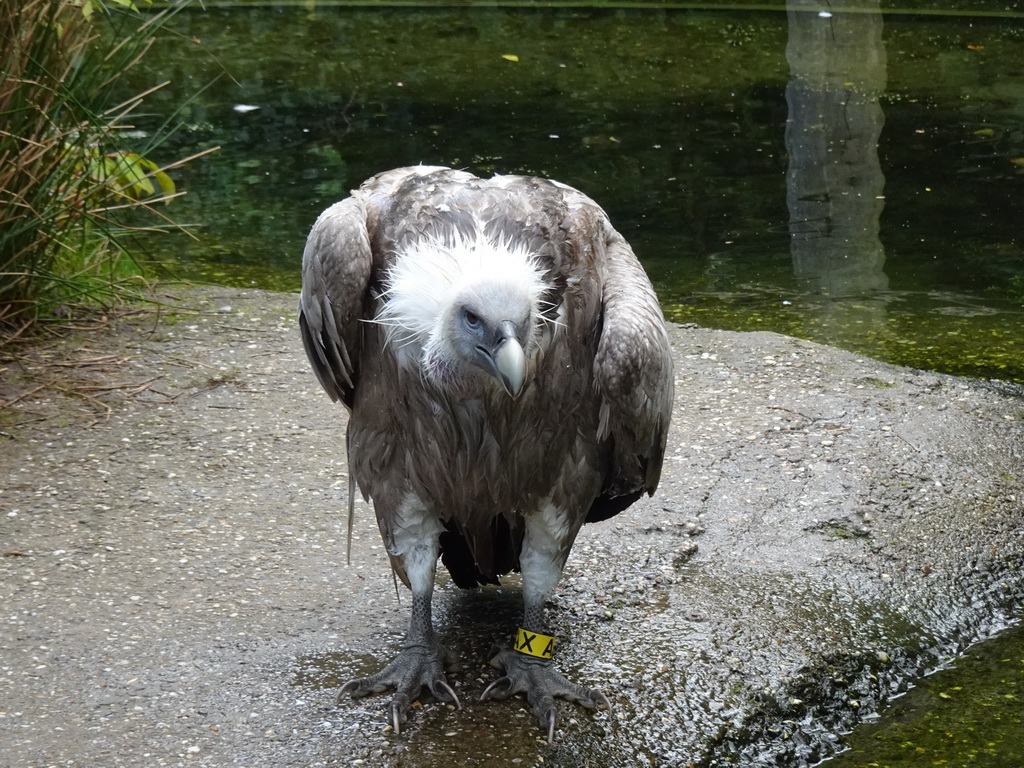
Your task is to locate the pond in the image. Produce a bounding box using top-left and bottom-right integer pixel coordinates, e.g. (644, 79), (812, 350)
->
(123, 1), (1023, 765)
(130, 0), (1024, 383)
(824, 620), (1024, 767)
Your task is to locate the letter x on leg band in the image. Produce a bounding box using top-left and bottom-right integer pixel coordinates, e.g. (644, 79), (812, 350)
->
(514, 628), (555, 659)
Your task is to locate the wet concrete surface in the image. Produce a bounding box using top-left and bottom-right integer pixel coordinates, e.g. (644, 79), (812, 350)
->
(1, 286), (1022, 767)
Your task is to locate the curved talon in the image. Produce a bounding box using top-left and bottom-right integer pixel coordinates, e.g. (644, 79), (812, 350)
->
(338, 679), (358, 701)
(389, 699), (405, 734)
(434, 678), (462, 710)
(338, 676), (385, 701)
(545, 707), (557, 745)
(480, 676), (512, 702)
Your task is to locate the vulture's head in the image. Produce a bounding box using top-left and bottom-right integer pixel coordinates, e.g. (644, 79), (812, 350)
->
(374, 230), (552, 398)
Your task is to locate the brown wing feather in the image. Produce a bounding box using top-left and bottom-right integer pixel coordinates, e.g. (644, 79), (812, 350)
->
(298, 196), (374, 408)
(593, 223), (674, 501)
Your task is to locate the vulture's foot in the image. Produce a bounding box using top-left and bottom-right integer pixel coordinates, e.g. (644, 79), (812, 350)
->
(481, 649), (610, 743)
(339, 642), (460, 733)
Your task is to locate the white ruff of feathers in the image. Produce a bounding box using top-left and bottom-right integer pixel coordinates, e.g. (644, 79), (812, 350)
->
(371, 228), (552, 382)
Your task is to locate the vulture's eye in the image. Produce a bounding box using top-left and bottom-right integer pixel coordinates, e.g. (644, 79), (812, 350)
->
(464, 309), (482, 328)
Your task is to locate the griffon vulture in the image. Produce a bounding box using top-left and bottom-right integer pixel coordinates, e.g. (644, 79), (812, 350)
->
(298, 166), (674, 741)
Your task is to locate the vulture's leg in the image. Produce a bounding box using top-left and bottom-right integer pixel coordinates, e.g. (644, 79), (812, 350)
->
(339, 503), (459, 732)
(481, 504), (609, 742)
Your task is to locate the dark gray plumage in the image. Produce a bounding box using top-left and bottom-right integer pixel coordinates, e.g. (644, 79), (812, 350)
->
(299, 166), (673, 740)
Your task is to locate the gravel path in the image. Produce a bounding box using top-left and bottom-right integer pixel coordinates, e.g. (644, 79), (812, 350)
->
(2, 286), (1022, 767)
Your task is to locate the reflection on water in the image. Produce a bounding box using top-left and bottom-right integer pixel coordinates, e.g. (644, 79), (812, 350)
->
(785, 0), (888, 299)
(784, 0), (890, 355)
(130, 3), (1024, 381)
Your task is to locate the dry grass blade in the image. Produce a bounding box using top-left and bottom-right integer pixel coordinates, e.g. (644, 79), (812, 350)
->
(75, 374), (161, 393)
(0, 382), (51, 408)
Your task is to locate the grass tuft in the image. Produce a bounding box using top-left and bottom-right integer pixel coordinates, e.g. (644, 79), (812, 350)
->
(0, 0), (213, 341)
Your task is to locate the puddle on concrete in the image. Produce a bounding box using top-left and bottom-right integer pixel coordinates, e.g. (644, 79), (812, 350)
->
(286, 447), (1023, 767)
(291, 556), (974, 766)
(294, 581), (572, 766)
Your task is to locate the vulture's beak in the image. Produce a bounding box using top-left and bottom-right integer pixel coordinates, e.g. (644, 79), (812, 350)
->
(491, 321), (527, 398)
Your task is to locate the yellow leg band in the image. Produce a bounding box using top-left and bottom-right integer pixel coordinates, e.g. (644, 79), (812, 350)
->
(514, 628), (556, 659)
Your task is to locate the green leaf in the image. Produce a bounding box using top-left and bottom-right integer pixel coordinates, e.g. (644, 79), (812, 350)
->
(116, 153), (157, 198)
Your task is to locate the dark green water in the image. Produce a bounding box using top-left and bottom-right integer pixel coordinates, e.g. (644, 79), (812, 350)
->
(125, 2), (1024, 764)
(133, 1), (1024, 382)
(824, 621), (1024, 768)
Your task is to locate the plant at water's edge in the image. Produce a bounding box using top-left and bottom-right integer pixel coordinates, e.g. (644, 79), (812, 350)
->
(0, 0), (213, 341)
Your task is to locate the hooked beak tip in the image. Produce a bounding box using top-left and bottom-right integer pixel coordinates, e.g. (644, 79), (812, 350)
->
(493, 338), (527, 398)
